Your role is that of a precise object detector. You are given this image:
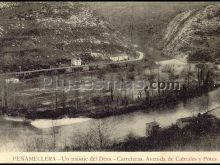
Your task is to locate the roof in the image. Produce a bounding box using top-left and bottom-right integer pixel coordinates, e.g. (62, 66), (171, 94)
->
(71, 57), (81, 60)
(110, 53), (128, 57)
(146, 121), (159, 127)
(177, 116), (194, 122)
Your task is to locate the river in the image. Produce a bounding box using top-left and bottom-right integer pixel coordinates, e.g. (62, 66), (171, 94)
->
(0, 88), (220, 151)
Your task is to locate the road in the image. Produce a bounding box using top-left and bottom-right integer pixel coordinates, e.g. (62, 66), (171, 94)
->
(0, 51), (144, 76)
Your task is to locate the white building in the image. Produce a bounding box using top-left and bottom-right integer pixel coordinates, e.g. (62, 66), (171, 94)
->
(5, 78), (19, 84)
(91, 52), (103, 58)
(110, 54), (129, 62)
(176, 117), (194, 129)
(71, 57), (82, 66)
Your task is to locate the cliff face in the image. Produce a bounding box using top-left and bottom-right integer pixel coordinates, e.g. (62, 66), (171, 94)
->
(0, 2), (134, 71)
(162, 4), (220, 62)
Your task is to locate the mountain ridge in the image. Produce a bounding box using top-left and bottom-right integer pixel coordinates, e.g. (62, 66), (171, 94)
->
(0, 2), (135, 72)
(161, 3), (220, 62)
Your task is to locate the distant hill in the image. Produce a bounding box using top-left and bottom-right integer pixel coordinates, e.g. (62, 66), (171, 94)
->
(87, 2), (219, 61)
(0, 2), (135, 72)
(161, 4), (220, 62)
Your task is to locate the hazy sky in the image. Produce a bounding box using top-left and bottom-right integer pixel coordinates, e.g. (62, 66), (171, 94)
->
(87, 2), (219, 18)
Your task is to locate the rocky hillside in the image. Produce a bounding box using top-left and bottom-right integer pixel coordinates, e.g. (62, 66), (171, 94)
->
(0, 2), (135, 72)
(162, 4), (220, 62)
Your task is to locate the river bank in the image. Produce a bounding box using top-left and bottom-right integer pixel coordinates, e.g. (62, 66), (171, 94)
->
(107, 113), (220, 151)
(0, 83), (217, 120)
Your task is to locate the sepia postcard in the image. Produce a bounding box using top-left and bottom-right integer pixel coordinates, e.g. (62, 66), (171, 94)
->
(0, 1), (220, 164)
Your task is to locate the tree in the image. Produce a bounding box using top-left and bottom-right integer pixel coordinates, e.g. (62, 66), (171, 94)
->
(22, 135), (49, 152)
(73, 90), (79, 111)
(180, 63), (194, 86)
(0, 76), (9, 110)
(60, 90), (67, 111)
(51, 119), (58, 151)
(197, 94), (210, 114)
(138, 90), (143, 99)
(188, 49), (214, 62)
(144, 86), (149, 102)
(72, 120), (113, 151)
(196, 63), (206, 86)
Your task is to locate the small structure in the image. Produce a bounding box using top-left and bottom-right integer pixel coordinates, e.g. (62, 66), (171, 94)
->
(71, 57), (81, 66)
(5, 78), (19, 84)
(176, 117), (194, 129)
(146, 121), (160, 137)
(110, 53), (129, 62)
(144, 64), (159, 76)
